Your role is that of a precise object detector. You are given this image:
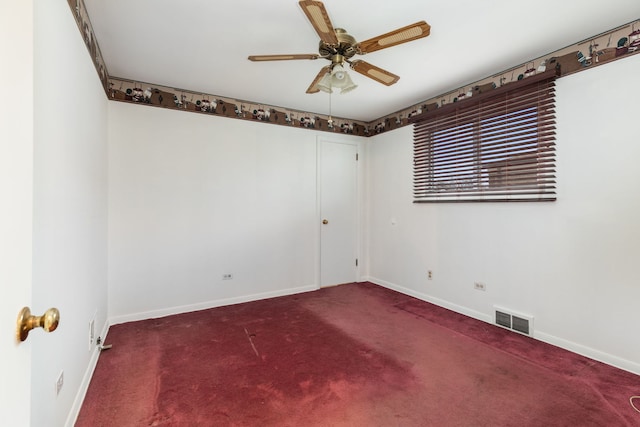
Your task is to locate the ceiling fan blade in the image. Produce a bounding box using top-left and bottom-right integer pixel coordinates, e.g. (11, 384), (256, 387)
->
(306, 65), (331, 93)
(299, 0), (339, 45)
(358, 21), (431, 54)
(350, 60), (400, 86)
(248, 54), (320, 61)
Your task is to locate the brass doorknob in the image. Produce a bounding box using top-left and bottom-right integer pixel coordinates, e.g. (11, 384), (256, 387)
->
(16, 307), (60, 342)
(322, 219), (329, 225)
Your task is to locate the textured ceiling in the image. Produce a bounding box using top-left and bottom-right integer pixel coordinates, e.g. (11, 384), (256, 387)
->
(83, 0), (640, 122)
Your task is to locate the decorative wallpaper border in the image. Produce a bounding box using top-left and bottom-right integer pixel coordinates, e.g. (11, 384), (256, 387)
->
(67, 0), (109, 93)
(371, 20), (640, 135)
(107, 77), (369, 136)
(67, 0), (638, 137)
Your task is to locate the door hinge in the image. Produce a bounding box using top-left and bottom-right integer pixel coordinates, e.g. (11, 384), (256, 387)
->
(355, 258), (358, 267)
(356, 153), (359, 161)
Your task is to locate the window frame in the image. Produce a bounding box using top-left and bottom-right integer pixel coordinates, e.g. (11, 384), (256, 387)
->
(410, 69), (558, 203)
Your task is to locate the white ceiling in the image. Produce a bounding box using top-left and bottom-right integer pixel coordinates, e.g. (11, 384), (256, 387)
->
(83, 0), (640, 122)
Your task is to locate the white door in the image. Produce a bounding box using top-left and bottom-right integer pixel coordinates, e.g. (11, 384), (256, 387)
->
(318, 140), (359, 287)
(0, 2), (34, 425)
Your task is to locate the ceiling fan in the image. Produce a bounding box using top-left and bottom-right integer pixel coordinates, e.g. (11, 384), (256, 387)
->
(248, 0), (430, 94)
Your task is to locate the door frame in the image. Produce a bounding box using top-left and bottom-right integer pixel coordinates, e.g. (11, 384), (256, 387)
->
(315, 136), (363, 288)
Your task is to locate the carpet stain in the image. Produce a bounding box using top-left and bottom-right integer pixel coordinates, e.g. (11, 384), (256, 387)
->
(137, 293), (420, 426)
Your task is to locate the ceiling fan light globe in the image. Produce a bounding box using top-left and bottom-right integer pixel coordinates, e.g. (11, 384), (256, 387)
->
(333, 70), (356, 91)
(332, 64), (346, 78)
(340, 82), (357, 94)
(317, 72), (333, 93)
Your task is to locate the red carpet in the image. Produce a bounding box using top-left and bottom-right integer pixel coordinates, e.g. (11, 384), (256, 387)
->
(76, 282), (639, 426)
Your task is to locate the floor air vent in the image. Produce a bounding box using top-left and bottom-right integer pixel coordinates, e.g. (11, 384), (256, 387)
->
(494, 307), (534, 337)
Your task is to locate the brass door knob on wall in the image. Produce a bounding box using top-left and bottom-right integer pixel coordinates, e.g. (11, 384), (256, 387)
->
(322, 219), (329, 224)
(16, 307), (60, 342)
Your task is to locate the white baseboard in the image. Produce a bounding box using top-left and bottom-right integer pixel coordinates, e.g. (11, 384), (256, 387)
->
(65, 320), (110, 427)
(108, 284), (319, 326)
(364, 276), (640, 376)
(364, 276), (491, 323)
(535, 331), (640, 376)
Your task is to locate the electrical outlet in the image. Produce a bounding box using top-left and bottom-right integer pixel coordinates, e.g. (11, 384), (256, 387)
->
(474, 282), (486, 291)
(89, 318), (95, 351)
(428, 270), (433, 280)
(55, 371), (64, 396)
(222, 273), (233, 280)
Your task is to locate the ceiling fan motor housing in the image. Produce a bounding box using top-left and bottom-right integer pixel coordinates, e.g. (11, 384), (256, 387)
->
(319, 28), (358, 61)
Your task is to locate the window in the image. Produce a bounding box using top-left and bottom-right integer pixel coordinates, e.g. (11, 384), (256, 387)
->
(411, 70), (557, 202)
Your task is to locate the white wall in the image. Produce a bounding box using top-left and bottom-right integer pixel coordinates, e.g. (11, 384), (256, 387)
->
(108, 104), (363, 322)
(32, 1), (108, 426)
(366, 53), (640, 374)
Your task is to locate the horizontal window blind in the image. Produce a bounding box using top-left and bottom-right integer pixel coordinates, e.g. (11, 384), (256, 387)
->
(411, 70), (557, 202)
